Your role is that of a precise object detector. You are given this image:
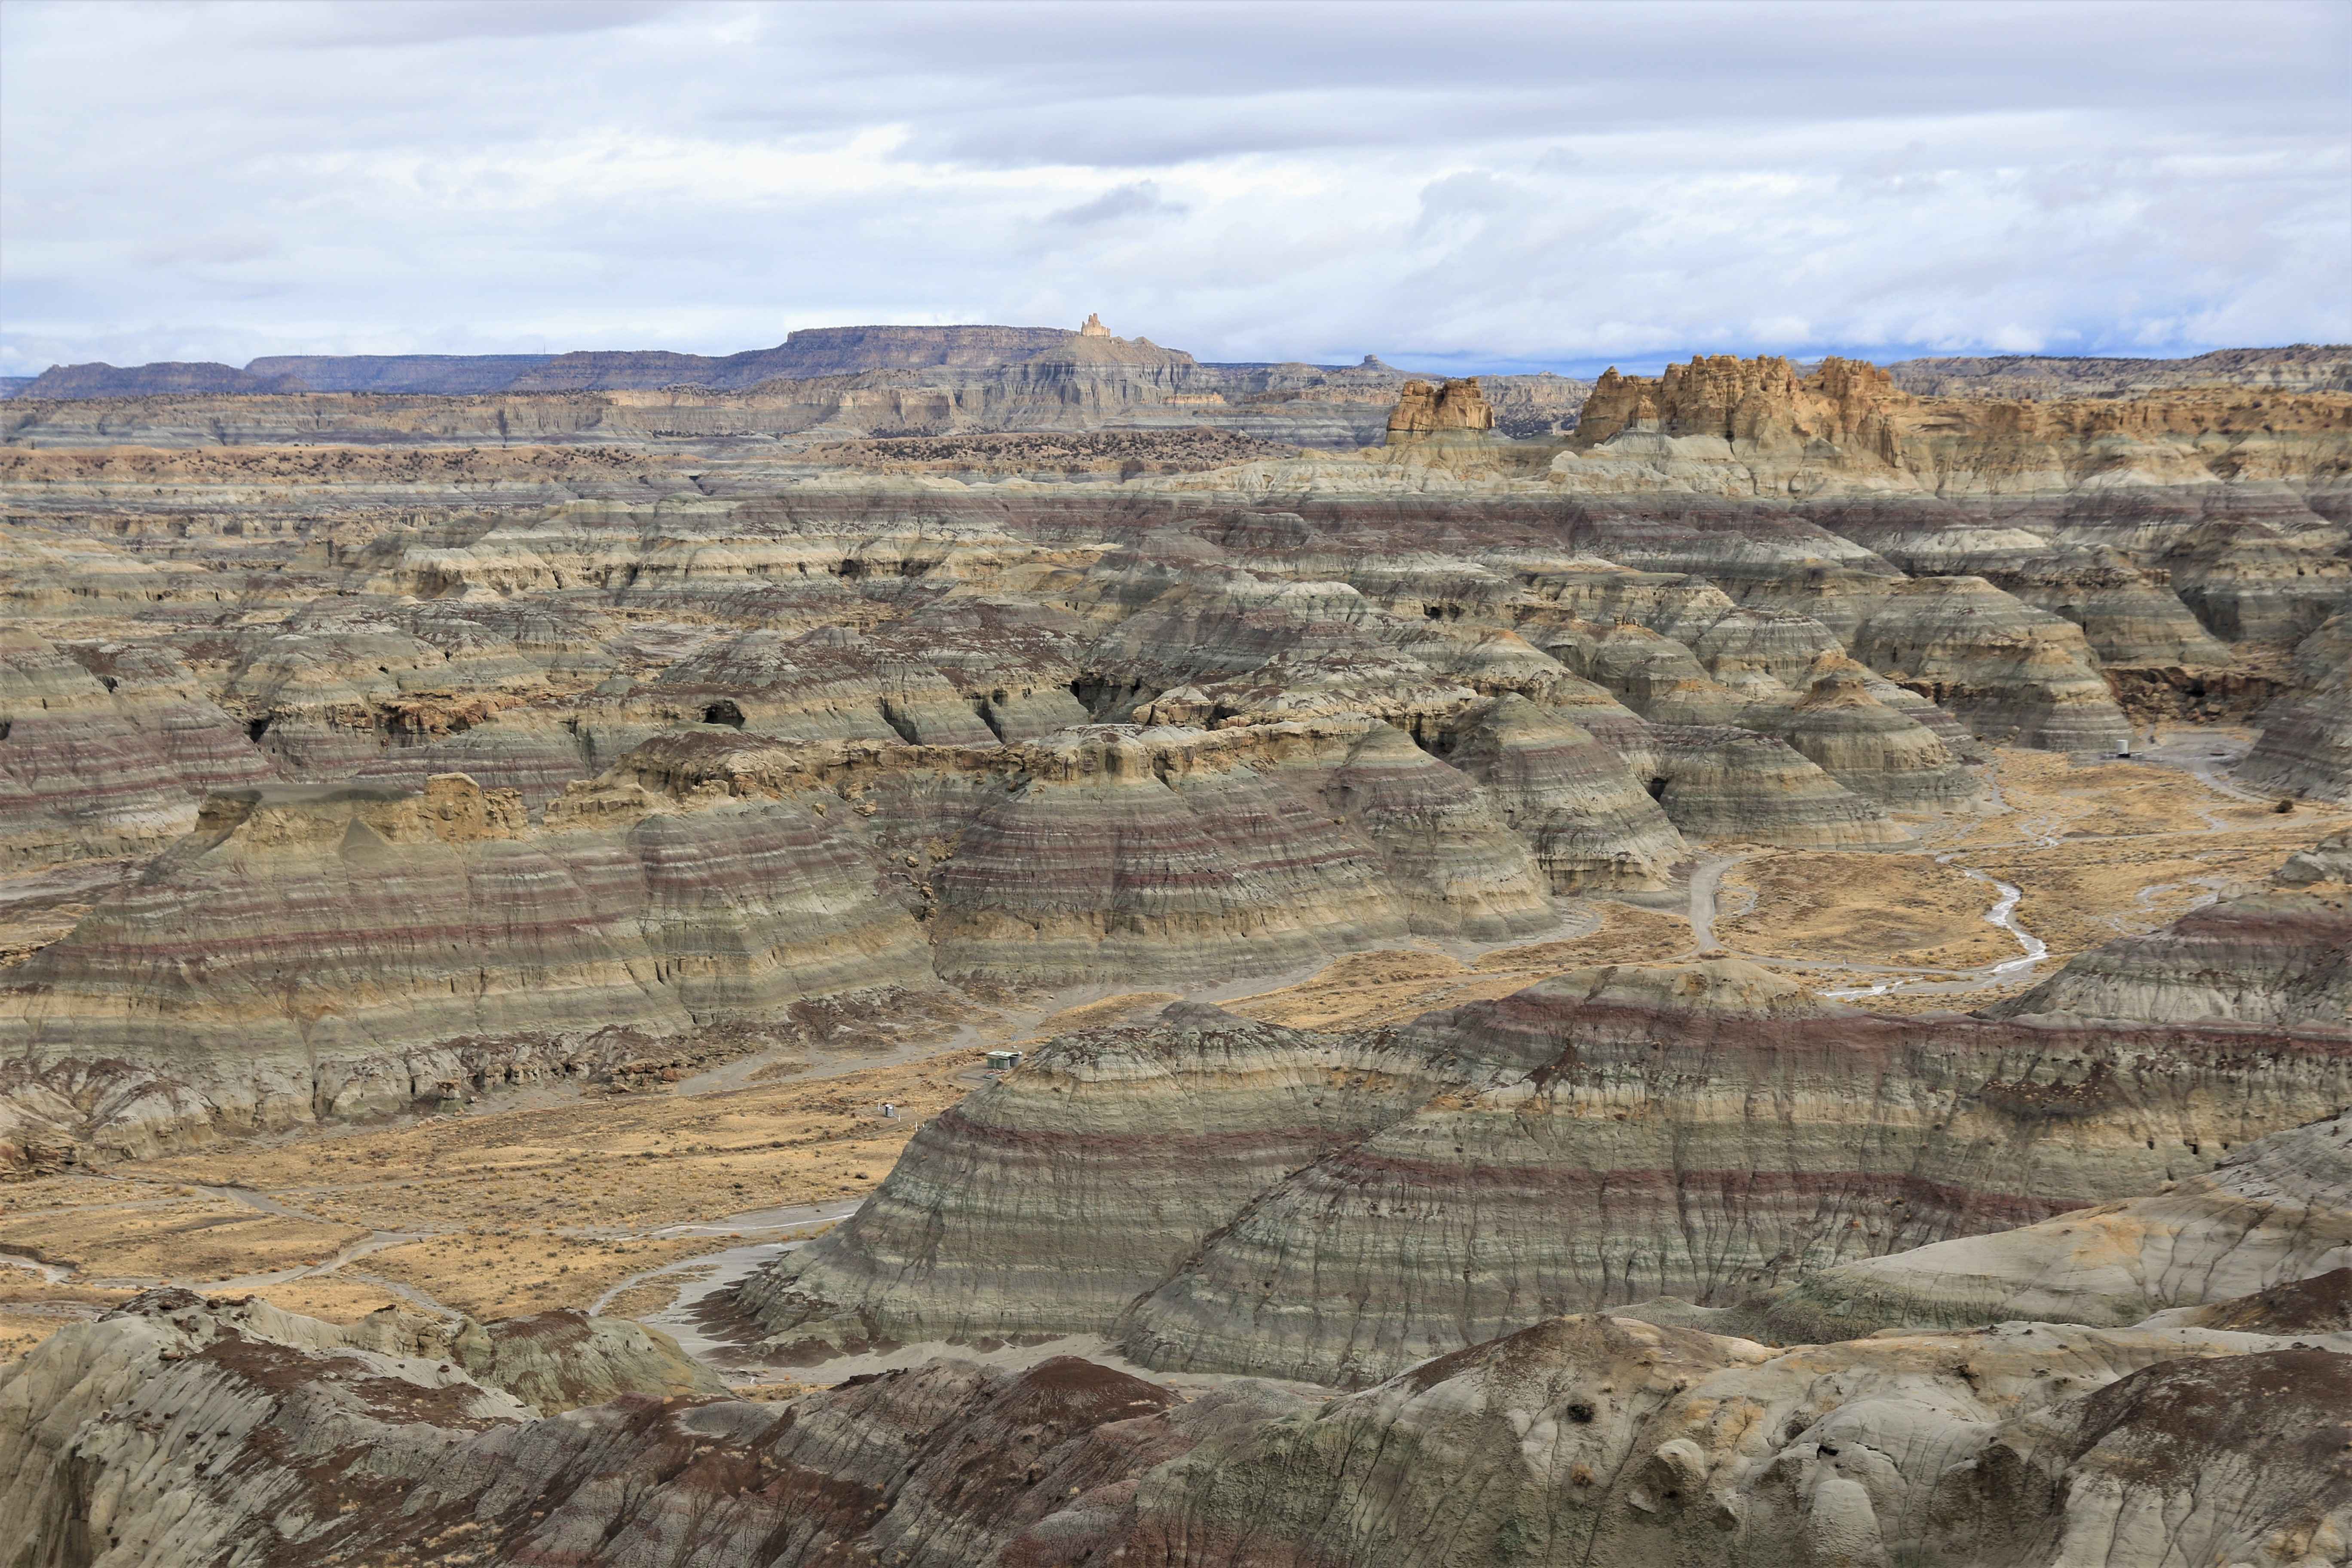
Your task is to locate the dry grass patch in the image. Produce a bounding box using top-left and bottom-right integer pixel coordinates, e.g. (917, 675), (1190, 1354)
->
(125, 1050), (989, 1237)
(1951, 747), (2341, 850)
(1229, 905), (1693, 1032)
(363, 1233), (713, 1322)
(0, 1191), (365, 1284)
(1474, 903), (1693, 972)
(1016, 991), (1184, 1043)
(242, 1277), (415, 1323)
(1715, 851), (2017, 969)
(1969, 834), (2302, 962)
(600, 1278), (687, 1320)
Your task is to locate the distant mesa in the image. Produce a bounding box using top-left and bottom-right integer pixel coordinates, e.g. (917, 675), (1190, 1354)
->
(1886, 342), (2352, 398)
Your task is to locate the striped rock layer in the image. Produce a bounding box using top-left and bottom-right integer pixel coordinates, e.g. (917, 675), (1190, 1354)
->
(747, 959), (2352, 1388)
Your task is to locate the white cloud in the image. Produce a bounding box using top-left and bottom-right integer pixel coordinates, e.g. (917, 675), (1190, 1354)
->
(1, 0), (2345, 375)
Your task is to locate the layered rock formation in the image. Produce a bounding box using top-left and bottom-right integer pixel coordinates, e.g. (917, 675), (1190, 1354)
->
(3, 335), (2348, 1562)
(0, 771), (935, 1158)
(2239, 614), (2352, 802)
(1749, 658), (1986, 806)
(750, 959), (2352, 1387)
(0, 631), (271, 868)
(1850, 576), (2132, 750)
(1435, 695), (1686, 890)
(1766, 1106), (2352, 1337)
(3, 706), (1631, 1162)
(1988, 834), (2351, 1030)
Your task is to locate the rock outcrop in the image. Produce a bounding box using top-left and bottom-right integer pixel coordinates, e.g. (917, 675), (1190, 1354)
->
(1571, 354), (1906, 462)
(14, 1282), (2346, 1568)
(1113, 1313), (2352, 1568)
(0, 1285), (1318, 1568)
(1384, 377), (1495, 441)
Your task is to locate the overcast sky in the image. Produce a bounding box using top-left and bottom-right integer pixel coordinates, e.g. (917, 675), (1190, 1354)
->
(3, 0), (2347, 377)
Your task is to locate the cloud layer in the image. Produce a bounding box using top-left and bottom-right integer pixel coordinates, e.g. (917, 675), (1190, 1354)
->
(3, 0), (2346, 375)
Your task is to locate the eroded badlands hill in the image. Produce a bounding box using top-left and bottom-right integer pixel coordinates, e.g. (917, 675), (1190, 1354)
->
(1, 354), (2346, 1169)
(1, 346), (2349, 1565)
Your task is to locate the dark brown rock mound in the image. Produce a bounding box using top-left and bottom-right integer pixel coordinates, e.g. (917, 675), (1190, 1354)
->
(2184, 1268), (2352, 1333)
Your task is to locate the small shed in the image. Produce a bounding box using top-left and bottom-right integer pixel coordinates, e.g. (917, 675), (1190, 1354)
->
(984, 1049), (1023, 1073)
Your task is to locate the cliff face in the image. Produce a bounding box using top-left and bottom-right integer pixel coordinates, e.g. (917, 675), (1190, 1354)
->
(1555, 355), (2352, 504)
(1571, 354), (1906, 459)
(1384, 377), (1496, 441)
(2238, 615), (2352, 802)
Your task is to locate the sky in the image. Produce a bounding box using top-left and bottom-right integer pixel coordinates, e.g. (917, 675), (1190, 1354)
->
(3, 0), (2348, 377)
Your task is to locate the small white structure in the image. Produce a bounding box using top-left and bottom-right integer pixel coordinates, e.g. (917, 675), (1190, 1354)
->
(985, 1049), (1023, 1072)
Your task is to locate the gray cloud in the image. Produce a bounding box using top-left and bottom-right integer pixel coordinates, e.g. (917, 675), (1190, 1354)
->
(1, 0), (2345, 375)
(1050, 181), (1188, 227)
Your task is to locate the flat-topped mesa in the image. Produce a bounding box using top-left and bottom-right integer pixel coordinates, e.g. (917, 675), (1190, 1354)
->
(1385, 377), (1496, 443)
(1570, 353), (1907, 458)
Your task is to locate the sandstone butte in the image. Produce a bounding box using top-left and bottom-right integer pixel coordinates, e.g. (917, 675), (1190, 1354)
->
(0, 333), (2349, 1568)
